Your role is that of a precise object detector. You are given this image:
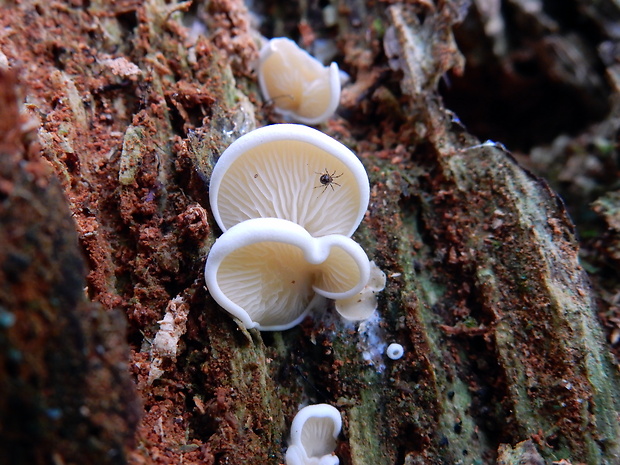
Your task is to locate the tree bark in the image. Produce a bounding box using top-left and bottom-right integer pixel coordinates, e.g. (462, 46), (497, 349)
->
(1, 0), (619, 464)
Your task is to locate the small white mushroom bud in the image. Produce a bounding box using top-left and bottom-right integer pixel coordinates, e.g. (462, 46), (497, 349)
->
(386, 343), (404, 360)
(334, 261), (386, 321)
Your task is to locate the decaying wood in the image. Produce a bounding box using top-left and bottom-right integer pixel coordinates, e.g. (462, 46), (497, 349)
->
(0, 70), (140, 464)
(1, 0), (619, 464)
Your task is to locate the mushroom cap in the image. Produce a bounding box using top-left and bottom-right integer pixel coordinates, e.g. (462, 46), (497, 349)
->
(209, 124), (369, 237)
(334, 261), (386, 320)
(258, 37), (341, 125)
(204, 218), (370, 331)
(286, 445), (339, 465)
(386, 343), (404, 360)
(287, 404), (342, 465)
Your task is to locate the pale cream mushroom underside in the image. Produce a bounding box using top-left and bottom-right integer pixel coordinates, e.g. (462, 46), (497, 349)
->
(258, 37), (341, 125)
(334, 260), (386, 320)
(286, 404), (342, 465)
(209, 124), (369, 238)
(204, 218), (370, 331)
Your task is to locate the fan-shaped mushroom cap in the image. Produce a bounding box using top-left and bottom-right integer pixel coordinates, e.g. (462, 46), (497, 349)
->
(258, 37), (341, 125)
(286, 404), (342, 465)
(204, 218), (370, 331)
(209, 124), (369, 237)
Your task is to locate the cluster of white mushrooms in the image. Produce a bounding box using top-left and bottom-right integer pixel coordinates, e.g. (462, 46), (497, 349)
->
(204, 123), (365, 462)
(204, 123), (381, 331)
(203, 38), (394, 465)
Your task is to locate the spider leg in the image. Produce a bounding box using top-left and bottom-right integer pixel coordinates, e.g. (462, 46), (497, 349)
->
(314, 184), (329, 194)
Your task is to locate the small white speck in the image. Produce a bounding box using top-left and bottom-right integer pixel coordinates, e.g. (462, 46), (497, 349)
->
(386, 343), (404, 360)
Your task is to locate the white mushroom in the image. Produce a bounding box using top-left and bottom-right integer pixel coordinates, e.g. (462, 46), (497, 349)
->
(209, 124), (369, 238)
(204, 217), (370, 331)
(386, 343), (404, 360)
(286, 404), (342, 465)
(334, 261), (386, 320)
(258, 37), (341, 125)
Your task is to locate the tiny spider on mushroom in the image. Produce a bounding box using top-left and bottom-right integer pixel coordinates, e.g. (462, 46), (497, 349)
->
(315, 168), (343, 194)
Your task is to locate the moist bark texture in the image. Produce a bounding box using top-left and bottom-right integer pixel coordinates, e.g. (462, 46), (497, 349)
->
(1, 0), (619, 464)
